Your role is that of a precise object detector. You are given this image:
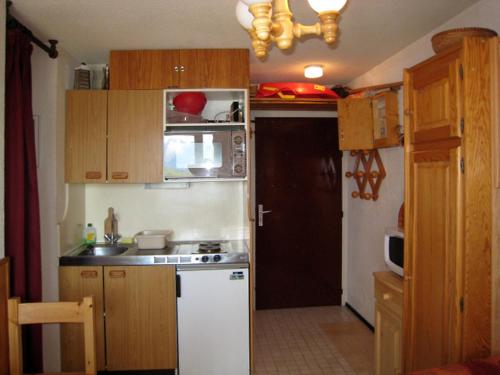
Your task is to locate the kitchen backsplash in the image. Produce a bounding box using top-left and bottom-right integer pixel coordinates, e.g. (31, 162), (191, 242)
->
(85, 182), (248, 242)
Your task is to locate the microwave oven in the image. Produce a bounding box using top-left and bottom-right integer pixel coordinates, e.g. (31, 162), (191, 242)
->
(163, 126), (246, 180)
(384, 228), (404, 276)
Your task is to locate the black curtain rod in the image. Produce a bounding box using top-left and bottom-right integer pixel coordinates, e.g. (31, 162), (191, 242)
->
(6, 1), (58, 59)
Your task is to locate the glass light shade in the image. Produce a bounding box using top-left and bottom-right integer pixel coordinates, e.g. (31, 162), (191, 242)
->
(307, 0), (347, 13)
(304, 65), (324, 79)
(235, 1), (254, 30)
(241, 0), (272, 5)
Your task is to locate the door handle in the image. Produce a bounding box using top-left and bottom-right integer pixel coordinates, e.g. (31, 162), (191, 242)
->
(258, 204), (272, 227)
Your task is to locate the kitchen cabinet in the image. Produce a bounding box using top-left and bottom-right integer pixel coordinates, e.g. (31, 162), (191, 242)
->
(59, 265), (177, 371)
(337, 91), (399, 150)
(107, 90), (163, 183)
(65, 90), (163, 183)
(59, 266), (106, 371)
(374, 272), (403, 375)
(403, 37), (496, 372)
(65, 91), (107, 183)
(109, 49), (250, 90)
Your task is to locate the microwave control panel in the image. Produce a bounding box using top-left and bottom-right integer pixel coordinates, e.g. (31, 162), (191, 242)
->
(232, 131), (246, 177)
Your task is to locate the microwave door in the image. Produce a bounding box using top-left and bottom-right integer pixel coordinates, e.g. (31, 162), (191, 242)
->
(164, 131), (229, 179)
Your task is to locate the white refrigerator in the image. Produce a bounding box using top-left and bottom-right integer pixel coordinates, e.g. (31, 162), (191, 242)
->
(176, 264), (250, 375)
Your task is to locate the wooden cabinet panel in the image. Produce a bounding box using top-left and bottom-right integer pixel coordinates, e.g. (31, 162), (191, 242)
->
(104, 266), (177, 370)
(406, 48), (462, 144)
(338, 91), (399, 150)
(65, 91), (107, 183)
(179, 49), (249, 88)
(374, 272), (403, 375)
(109, 50), (180, 89)
(403, 37), (495, 373)
(404, 143), (463, 372)
(107, 90), (163, 183)
(59, 266), (105, 371)
(337, 97), (374, 150)
(375, 304), (401, 375)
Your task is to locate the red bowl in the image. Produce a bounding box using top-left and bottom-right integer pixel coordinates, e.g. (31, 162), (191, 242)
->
(173, 92), (207, 115)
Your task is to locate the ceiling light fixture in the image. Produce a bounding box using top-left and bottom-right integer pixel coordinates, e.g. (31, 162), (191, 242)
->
(304, 64), (324, 79)
(235, 0), (348, 58)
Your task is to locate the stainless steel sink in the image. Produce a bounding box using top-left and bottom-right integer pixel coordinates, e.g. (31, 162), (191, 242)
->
(78, 245), (128, 256)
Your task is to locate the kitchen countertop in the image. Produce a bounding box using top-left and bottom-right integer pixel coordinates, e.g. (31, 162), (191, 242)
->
(59, 240), (249, 266)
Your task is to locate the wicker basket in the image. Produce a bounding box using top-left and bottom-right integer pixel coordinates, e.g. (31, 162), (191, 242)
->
(431, 27), (497, 54)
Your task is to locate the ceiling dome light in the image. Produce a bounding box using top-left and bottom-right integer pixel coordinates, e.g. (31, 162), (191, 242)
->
(304, 65), (324, 79)
(236, 1), (254, 29)
(307, 0), (347, 13)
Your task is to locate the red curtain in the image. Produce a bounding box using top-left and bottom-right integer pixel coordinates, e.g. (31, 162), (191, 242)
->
(5, 28), (43, 372)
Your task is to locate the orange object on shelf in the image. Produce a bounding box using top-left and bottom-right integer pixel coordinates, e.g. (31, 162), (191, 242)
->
(256, 82), (340, 100)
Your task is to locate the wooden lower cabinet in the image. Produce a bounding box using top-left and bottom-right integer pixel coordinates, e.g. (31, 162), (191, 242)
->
(104, 266), (177, 370)
(374, 272), (403, 375)
(60, 265), (177, 371)
(59, 266), (106, 371)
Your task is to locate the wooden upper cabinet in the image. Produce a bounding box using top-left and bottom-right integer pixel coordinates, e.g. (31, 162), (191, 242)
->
(65, 91), (107, 183)
(109, 50), (180, 89)
(338, 97), (374, 150)
(179, 49), (249, 88)
(109, 49), (249, 89)
(107, 90), (163, 183)
(404, 143), (463, 372)
(405, 47), (462, 144)
(104, 266), (177, 370)
(59, 266), (106, 371)
(337, 91), (400, 150)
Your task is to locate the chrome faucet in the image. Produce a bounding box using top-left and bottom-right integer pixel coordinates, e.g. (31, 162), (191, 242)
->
(104, 232), (121, 244)
(104, 207), (121, 244)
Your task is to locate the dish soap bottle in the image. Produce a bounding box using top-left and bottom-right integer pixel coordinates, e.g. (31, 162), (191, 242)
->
(83, 223), (97, 245)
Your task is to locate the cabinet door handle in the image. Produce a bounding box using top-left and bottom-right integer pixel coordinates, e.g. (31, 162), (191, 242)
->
(180, 65), (185, 72)
(382, 292), (392, 301)
(109, 270), (126, 278)
(80, 270), (98, 279)
(85, 171), (102, 179)
(111, 171), (128, 180)
(174, 65), (179, 72)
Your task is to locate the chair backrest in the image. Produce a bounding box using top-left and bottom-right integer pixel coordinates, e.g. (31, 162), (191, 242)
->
(8, 296), (96, 375)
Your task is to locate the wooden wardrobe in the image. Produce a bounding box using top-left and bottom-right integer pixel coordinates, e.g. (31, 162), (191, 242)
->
(403, 36), (498, 373)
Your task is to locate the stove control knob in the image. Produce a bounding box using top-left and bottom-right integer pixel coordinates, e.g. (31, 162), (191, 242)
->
(213, 255), (221, 262)
(201, 256), (209, 263)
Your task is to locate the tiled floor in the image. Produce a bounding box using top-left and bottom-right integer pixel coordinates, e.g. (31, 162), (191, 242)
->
(254, 306), (374, 375)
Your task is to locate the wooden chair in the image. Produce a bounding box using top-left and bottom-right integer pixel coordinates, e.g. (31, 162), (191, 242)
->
(8, 296), (96, 375)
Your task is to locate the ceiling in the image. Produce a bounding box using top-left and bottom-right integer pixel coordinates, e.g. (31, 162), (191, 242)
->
(10, 0), (480, 85)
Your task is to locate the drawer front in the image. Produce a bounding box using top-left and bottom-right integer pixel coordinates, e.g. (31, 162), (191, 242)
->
(375, 278), (403, 316)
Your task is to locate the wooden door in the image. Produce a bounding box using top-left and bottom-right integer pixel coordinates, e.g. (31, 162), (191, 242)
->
(109, 50), (180, 89)
(59, 266), (105, 371)
(65, 90), (107, 183)
(107, 90), (163, 183)
(404, 142), (463, 372)
(406, 48), (462, 144)
(179, 49), (249, 88)
(255, 118), (342, 309)
(104, 266), (177, 370)
(337, 97), (374, 150)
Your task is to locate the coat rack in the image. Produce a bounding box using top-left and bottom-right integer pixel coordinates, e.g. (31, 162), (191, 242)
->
(345, 149), (386, 201)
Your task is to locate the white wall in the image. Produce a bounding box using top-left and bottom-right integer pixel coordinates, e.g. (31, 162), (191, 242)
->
(85, 182), (248, 242)
(0, 1), (6, 259)
(31, 46), (80, 372)
(345, 0), (500, 325)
